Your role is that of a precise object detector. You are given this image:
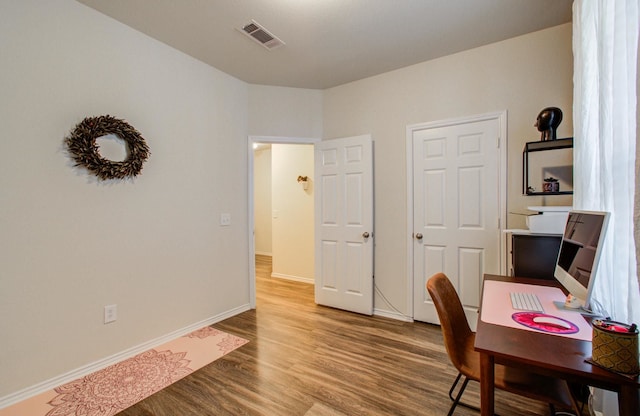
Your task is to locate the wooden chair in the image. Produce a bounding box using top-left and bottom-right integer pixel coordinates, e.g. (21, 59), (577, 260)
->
(426, 272), (580, 416)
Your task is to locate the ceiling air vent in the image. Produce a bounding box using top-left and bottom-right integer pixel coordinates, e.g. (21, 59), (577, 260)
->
(239, 20), (284, 50)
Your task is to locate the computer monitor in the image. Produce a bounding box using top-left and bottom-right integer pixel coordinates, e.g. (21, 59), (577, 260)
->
(554, 210), (609, 312)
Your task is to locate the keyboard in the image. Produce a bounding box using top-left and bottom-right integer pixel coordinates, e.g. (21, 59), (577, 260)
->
(510, 292), (544, 312)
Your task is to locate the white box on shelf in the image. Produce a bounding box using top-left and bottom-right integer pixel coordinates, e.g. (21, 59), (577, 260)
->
(526, 206), (571, 234)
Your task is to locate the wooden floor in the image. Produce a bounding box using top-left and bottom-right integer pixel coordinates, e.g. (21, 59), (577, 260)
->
(119, 256), (578, 415)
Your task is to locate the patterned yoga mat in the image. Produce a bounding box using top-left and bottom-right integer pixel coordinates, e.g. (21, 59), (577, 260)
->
(0, 327), (248, 416)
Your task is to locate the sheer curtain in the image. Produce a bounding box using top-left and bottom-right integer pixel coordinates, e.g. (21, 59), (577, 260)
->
(573, 0), (640, 326)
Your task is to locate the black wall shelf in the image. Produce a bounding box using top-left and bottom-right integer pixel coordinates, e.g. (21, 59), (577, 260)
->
(523, 137), (573, 195)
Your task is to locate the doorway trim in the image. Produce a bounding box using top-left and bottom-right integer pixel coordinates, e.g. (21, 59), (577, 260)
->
(247, 135), (320, 308)
(405, 111), (508, 318)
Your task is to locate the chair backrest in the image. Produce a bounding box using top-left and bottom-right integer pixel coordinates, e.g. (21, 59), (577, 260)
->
(426, 273), (474, 373)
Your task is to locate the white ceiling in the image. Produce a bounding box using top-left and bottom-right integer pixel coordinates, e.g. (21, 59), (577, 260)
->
(76, 0), (573, 89)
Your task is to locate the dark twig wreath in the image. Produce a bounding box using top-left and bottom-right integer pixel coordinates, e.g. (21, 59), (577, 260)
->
(65, 115), (150, 180)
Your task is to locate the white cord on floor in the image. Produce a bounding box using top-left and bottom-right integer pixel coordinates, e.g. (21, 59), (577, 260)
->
(374, 282), (413, 320)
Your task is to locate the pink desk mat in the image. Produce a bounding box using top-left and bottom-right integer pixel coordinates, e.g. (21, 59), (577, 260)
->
(480, 280), (593, 341)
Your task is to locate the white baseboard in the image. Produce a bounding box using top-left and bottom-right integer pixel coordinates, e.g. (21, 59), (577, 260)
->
(0, 303), (251, 410)
(270, 272), (314, 284)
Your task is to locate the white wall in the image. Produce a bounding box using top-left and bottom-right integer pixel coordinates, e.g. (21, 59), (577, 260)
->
(271, 144), (315, 282)
(248, 85), (323, 138)
(323, 24), (574, 318)
(636, 35), (640, 288)
(0, 0), (249, 399)
(254, 146), (272, 255)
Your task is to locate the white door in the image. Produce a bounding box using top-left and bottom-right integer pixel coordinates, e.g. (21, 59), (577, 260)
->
(411, 115), (504, 330)
(315, 135), (374, 315)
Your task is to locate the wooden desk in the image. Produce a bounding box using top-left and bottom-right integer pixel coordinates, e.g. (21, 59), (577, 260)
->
(475, 274), (639, 416)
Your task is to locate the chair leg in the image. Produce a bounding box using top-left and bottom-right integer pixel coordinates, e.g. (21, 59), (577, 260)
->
(447, 373), (480, 415)
(448, 374), (471, 416)
(447, 374), (579, 416)
(448, 373), (464, 402)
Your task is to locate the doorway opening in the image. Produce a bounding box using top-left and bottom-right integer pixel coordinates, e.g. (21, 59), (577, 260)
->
(248, 136), (319, 309)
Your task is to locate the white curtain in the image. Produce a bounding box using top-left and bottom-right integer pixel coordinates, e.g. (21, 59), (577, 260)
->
(573, 0), (640, 326)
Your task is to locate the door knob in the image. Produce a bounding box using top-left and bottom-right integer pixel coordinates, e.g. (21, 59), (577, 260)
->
(362, 232), (370, 238)
(415, 233), (423, 240)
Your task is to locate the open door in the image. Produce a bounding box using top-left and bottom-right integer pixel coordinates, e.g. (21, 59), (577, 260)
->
(314, 135), (374, 315)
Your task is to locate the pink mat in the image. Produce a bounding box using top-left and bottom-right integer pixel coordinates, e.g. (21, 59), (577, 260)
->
(480, 280), (593, 341)
(0, 327), (248, 416)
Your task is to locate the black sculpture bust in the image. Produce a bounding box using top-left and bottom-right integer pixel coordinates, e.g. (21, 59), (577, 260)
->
(535, 107), (563, 141)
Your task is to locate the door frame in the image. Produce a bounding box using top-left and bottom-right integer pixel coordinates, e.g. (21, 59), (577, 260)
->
(247, 135), (320, 309)
(405, 111), (508, 318)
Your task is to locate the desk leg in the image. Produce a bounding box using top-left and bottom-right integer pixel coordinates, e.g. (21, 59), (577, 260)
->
(479, 353), (495, 416)
(618, 384), (639, 416)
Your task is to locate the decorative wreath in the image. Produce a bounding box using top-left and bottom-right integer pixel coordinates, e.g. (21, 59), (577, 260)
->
(65, 115), (150, 180)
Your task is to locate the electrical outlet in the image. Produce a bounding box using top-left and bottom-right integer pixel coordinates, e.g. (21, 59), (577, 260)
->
(104, 304), (117, 324)
(220, 213), (231, 226)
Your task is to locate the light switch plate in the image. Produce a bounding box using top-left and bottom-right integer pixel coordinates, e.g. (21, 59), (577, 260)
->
(104, 304), (117, 324)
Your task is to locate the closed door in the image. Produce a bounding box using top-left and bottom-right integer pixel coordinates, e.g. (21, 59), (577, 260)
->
(411, 115), (504, 330)
(315, 135), (374, 315)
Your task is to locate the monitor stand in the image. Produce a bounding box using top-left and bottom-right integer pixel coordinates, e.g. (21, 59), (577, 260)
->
(552, 296), (599, 317)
